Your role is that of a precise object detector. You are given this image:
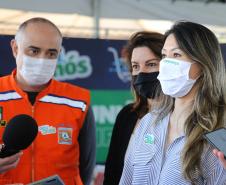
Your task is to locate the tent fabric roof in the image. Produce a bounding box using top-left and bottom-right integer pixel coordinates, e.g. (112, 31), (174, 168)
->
(0, 0), (225, 41)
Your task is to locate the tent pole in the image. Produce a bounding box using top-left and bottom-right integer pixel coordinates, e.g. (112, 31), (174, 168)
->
(92, 0), (101, 38)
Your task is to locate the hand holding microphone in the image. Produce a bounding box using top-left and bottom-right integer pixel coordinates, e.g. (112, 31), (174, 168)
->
(0, 114), (38, 173)
(0, 150), (22, 174)
(0, 115), (65, 184)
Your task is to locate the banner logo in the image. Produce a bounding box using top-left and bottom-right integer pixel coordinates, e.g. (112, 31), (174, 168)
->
(54, 47), (93, 81)
(108, 47), (131, 83)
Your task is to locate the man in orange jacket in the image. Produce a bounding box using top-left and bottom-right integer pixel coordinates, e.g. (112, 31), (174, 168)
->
(0, 17), (96, 185)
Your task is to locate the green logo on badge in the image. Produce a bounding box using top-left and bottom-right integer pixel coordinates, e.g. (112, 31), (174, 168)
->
(144, 134), (155, 144)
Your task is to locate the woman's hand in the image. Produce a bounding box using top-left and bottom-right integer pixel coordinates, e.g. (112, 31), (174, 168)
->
(213, 149), (226, 169)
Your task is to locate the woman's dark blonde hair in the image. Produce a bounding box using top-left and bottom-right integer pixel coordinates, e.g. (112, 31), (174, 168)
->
(164, 21), (226, 184)
(125, 31), (172, 118)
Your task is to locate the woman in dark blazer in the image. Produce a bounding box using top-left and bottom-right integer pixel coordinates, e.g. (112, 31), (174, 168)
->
(103, 31), (172, 185)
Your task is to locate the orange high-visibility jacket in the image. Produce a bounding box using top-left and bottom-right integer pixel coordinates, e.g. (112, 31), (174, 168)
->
(0, 70), (90, 185)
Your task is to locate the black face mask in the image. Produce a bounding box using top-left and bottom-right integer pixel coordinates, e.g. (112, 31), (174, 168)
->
(133, 72), (161, 99)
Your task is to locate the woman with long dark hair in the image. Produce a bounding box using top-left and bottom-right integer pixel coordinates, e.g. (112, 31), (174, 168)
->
(120, 21), (226, 185)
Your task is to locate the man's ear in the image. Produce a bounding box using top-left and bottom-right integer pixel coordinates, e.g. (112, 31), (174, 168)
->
(10, 39), (18, 58)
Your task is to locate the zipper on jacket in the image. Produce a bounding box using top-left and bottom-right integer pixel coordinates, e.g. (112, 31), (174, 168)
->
(31, 106), (35, 182)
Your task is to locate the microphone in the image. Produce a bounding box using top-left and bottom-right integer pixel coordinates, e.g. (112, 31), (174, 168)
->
(0, 114), (38, 158)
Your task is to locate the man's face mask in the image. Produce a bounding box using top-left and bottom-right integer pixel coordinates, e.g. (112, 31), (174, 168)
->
(157, 58), (197, 98)
(133, 72), (161, 99)
(19, 55), (57, 86)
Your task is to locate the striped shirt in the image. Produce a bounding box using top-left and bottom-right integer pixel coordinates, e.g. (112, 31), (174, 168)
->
(119, 112), (226, 185)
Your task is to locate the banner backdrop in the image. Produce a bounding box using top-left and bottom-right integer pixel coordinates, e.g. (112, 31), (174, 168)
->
(0, 35), (225, 164)
(0, 35), (133, 164)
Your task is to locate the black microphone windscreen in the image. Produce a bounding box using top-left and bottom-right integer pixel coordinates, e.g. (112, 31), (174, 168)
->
(3, 114), (38, 151)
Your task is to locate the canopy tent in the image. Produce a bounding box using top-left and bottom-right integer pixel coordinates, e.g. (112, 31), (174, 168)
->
(0, 0), (225, 41)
